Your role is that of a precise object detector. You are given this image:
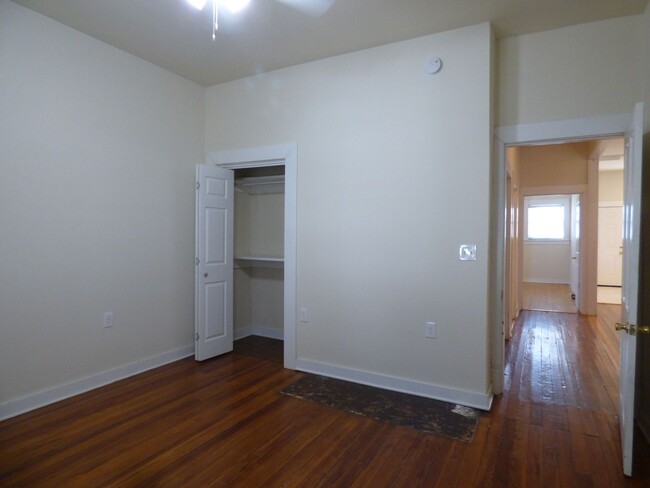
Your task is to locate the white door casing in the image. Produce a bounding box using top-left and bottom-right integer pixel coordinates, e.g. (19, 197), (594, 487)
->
(207, 143), (298, 370)
(597, 205), (623, 286)
(195, 165), (234, 361)
(620, 102), (643, 476)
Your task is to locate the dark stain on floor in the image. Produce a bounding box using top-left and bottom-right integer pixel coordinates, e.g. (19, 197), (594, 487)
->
(281, 374), (480, 442)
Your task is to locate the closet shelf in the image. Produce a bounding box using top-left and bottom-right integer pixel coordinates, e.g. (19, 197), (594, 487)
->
(235, 256), (284, 268)
(235, 175), (285, 195)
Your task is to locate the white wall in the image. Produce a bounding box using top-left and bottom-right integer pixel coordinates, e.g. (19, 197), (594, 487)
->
(498, 15), (644, 126)
(206, 23), (494, 405)
(0, 2), (204, 408)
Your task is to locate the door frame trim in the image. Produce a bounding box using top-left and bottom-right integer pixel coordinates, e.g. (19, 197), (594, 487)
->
(492, 113), (630, 395)
(208, 143), (297, 370)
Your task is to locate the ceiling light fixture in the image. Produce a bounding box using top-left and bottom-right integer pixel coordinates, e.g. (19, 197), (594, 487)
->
(187, 0), (207, 9)
(187, 0), (251, 40)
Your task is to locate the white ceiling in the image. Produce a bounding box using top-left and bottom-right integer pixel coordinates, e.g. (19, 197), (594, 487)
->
(12, 0), (649, 86)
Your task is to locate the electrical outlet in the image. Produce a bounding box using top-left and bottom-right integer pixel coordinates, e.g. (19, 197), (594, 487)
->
(299, 308), (309, 323)
(103, 312), (114, 328)
(425, 321), (436, 338)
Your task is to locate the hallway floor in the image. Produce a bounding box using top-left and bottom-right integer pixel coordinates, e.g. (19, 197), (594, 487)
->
(522, 282), (577, 313)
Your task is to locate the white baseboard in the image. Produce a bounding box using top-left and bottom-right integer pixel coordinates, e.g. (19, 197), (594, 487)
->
(295, 359), (493, 411)
(0, 345), (194, 421)
(234, 326), (253, 340)
(524, 278), (570, 284)
(235, 325), (284, 341)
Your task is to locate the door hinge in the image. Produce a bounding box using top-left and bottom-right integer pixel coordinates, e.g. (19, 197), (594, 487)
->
(195, 332), (199, 341)
(195, 257), (200, 266)
(501, 289), (504, 300)
(196, 181), (200, 190)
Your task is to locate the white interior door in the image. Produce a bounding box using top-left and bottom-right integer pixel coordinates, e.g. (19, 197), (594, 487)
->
(195, 164), (234, 361)
(570, 194), (581, 304)
(597, 205), (623, 286)
(619, 102), (643, 476)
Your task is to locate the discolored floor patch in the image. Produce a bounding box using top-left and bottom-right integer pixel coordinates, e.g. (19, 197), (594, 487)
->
(281, 374), (480, 442)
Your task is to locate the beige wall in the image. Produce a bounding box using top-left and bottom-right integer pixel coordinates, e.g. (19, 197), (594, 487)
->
(3, 0), (649, 415)
(506, 146), (520, 184)
(505, 147), (521, 330)
(599, 170), (624, 202)
(234, 267), (284, 335)
(523, 242), (571, 283)
(235, 191), (284, 258)
(517, 142), (589, 188)
(498, 15), (644, 126)
(234, 190), (284, 335)
(0, 2), (204, 404)
(206, 23), (494, 400)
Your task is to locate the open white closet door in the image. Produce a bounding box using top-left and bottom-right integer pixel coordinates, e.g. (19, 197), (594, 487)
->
(195, 164), (234, 361)
(618, 102), (644, 476)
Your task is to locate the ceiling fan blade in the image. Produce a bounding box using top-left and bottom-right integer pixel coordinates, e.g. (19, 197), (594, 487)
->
(275, 0), (335, 17)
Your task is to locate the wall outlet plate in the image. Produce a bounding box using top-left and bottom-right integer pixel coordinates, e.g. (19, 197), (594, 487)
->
(299, 308), (309, 323)
(103, 312), (114, 328)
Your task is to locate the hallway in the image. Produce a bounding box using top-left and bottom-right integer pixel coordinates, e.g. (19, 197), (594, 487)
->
(494, 304), (650, 484)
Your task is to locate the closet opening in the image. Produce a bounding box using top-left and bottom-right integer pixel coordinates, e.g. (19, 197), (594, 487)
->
(233, 165), (286, 342)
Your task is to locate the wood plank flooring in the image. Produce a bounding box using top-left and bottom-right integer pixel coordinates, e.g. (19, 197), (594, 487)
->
(522, 282), (577, 313)
(2, 311), (650, 487)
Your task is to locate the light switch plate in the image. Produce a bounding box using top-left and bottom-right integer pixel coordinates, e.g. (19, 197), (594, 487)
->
(459, 244), (477, 261)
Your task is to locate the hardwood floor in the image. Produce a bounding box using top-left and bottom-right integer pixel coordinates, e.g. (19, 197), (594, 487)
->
(2, 319), (649, 487)
(522, 282), (577, 313)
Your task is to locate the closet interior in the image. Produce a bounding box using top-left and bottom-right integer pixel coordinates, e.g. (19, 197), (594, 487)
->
(233, 165), (285, 341)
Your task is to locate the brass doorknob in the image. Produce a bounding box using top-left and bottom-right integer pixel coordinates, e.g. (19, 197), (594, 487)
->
(615, 322), (650, 336)
(615, 322), (630, 332)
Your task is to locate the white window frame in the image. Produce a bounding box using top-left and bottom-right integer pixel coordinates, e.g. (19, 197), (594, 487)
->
(524, 195), (571, 242)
